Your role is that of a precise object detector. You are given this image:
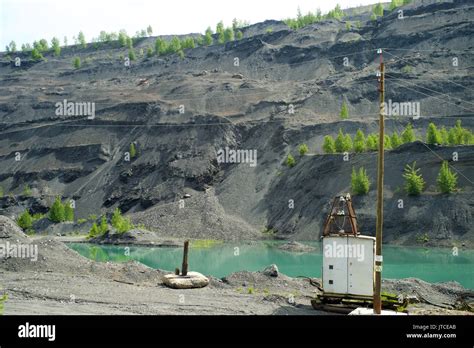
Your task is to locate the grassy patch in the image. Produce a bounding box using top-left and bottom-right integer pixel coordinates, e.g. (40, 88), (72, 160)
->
(190, 239), (223, 249)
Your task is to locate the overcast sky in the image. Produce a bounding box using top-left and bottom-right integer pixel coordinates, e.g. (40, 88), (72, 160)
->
(1, 0), (381, 48)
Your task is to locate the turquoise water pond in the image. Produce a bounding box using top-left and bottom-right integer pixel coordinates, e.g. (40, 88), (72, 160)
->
(68, 242), (474, 289)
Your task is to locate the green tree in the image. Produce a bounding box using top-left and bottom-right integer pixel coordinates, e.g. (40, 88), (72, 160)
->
(370, 13), (377, 21)
(181, 37), (195, 49)
(204, 27), (214, 45)
(389, 0), (403, 11)
(384, 134), (392, 149)
(155, 38), (168, 55)
(73, 57), (81, 68)
(78, 31), (86, 48)
(298, 144), (309, 156)
(31, 48), (43, 60)
(118, 31), (128, 47)
(64, 201), (74, 222)
(99, 215), (108, 235)
(128, 48), (136, 61)
(236, 31), (243, 40)
(168, 36), (181, 53)
(147, 25), (153, 36)
(216, 21), (224, 35)
(340, 100), (349, 119)
(439, 126), (449, 145)
(146, 46), (154, 57)
(286, 154), (296, 167)
(353, 129), (366, 153)
(401, 123), (416, 143)
(366, 134), (378, 151)
(351, 167), (370, 195)
(126, 37), (133, 49)
(0, 186), (3, 197)
(17, 210), (33, 230)
(335, 129), (352, 153)
(373, 3), (384, 17)
(111, 207), (132, 233)
(49, 196), (65, 223)
(51, 37), (61, 56)
(426, 122), (442, 144)
(345, 21), (351, 31)
(322, 135), (336, 154)
(224, 28), (235, 42)
(88, 223), (100, 238)
(437, 161), (457, 193)
(391, 132), (402, 148)
(403, 162), (425, 195)
(7, 41), (17, 53)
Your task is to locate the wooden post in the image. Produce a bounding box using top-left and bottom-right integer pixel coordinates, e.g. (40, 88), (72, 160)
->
(374, 59), (385, 315)
(181, 240), (189, 276)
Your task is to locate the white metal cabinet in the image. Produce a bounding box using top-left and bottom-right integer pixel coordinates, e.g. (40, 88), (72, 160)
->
(322, 235), (375, 298)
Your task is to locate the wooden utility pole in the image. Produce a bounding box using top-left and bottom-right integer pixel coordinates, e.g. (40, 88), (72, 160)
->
(181, 240), (189, 276)
(374, 55), (385, 314)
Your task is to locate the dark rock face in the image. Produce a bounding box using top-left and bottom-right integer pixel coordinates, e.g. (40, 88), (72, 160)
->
(0, 1), (472, 245)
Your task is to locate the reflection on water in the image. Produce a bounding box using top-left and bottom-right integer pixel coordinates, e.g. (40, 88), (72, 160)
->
(68, 242), (474, 289)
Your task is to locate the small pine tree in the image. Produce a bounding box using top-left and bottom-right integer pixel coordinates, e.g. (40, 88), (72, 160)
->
(437, 161), (457, 193)
(403, 162), (425, 195)
(334, 129), (346, 153)
(146, 47), (154, 58)
(111, 208), (123, 230)
(73, 57), (81, 69)
(439, 126), (449, 145)
(51, 37), (61, 56)
(298, 144), (309, 156)
(147, 25), (153, 36)
(401, 123), (416, 143)
(224, 28), (235, 42)
(169, 37), (181, 53)
(118, 31), (128, 47)
(286, 154), (296, 167)
(130, 143), (137, 158)
(384, 134), (392, 149)
(344, 134), (353, 152)
(353, 129), (366, 153)
(391, 132), (402, 148)
(0, 186), (3, 197)
(426, 122), (442, 144)
(178, 50), (185, 59)
(373, 3), (384, 17)
(204, 27), (213, 45)
(366, 134), (378, 151)
(236, 31), (243, 40)
(64, 201), (74, 222)
(49, 196), (65, 223)
(17, 210), (33, 230)
(78, 31), (87, 48)
(323, 135), (336, 154)
(340, 101), (349, 119)
(351, 167), (370, 195)
(128, 48), (136, 61)
(31, 48), (43, 60)
(99, 215), (108, 235)
(88, 223), (100, 238)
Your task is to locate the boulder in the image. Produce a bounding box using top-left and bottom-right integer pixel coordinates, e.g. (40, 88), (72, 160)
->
(263, 264), (279, 277)
(162, 271), (209, 289)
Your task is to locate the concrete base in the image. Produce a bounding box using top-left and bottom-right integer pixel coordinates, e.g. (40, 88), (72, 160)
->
(162, 271), (209, 289)
(349, 307), (408, 315)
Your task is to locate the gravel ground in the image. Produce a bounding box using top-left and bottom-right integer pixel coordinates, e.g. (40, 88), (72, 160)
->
(1, 216), (472, 315)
